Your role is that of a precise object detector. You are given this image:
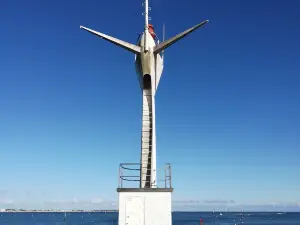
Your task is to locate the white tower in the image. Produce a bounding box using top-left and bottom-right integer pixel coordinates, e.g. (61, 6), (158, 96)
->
(80, 1), (208, 225)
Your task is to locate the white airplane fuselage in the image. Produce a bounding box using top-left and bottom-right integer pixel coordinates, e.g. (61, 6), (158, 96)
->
(135, 31), (163, 93)
(134, 31), (164, 188)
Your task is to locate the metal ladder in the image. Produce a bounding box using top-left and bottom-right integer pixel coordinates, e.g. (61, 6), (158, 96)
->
(140, 88), (153, 188)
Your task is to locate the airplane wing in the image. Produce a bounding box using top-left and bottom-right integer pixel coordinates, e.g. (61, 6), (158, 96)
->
(80, 26), (141, 54)
(153, 20), (209, 54)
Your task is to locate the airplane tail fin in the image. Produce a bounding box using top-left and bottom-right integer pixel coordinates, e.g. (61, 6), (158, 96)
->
(153, 20), (209, 54)
(80, 26), (141, 54)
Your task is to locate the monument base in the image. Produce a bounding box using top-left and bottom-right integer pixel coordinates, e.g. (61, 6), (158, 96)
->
(117, 188), (173, 225)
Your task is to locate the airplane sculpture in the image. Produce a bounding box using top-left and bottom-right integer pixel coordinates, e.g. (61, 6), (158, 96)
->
(80, 0), (208, 189)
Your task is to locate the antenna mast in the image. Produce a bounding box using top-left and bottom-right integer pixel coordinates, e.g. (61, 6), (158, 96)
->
(142, 0), (151, 50)
(143, 0), (151, 29)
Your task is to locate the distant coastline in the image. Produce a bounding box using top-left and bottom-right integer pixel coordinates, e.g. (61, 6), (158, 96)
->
(1, 209), (299, 213)
(0, 209), (118, 213)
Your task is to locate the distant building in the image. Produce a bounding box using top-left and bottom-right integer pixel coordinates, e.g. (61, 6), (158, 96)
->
(0, 209), (5, 212)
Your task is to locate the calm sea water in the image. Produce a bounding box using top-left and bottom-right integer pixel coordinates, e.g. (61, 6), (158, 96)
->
(0, 212), (299, 225)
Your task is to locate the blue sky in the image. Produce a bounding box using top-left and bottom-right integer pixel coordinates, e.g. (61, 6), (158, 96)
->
(0, 0), (299, 211)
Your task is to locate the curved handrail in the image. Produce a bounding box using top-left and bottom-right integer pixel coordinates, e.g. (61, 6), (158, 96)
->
(120, 165), (140, 171)
(120, 176), (140, 182)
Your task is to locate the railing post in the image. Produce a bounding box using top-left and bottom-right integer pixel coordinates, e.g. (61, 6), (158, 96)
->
(120, 165), (123, 188)
(118, 164), (120, 188)
(164, 166), (167, 188)
(169, 163), (172, 188)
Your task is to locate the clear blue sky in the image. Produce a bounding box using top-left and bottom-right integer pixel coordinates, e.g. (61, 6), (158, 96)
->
(0, 0), (299, 211)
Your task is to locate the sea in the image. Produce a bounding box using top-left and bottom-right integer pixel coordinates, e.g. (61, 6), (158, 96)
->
(0, 212), (299, 225)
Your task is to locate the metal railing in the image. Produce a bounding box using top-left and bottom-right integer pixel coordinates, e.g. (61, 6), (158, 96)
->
(118, 163), (172, 188)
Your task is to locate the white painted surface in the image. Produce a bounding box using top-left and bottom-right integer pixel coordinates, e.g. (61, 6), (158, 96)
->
(119, 192), (172, 225)
(125, 197), (145, 225)
(150, 93), (157, 187)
